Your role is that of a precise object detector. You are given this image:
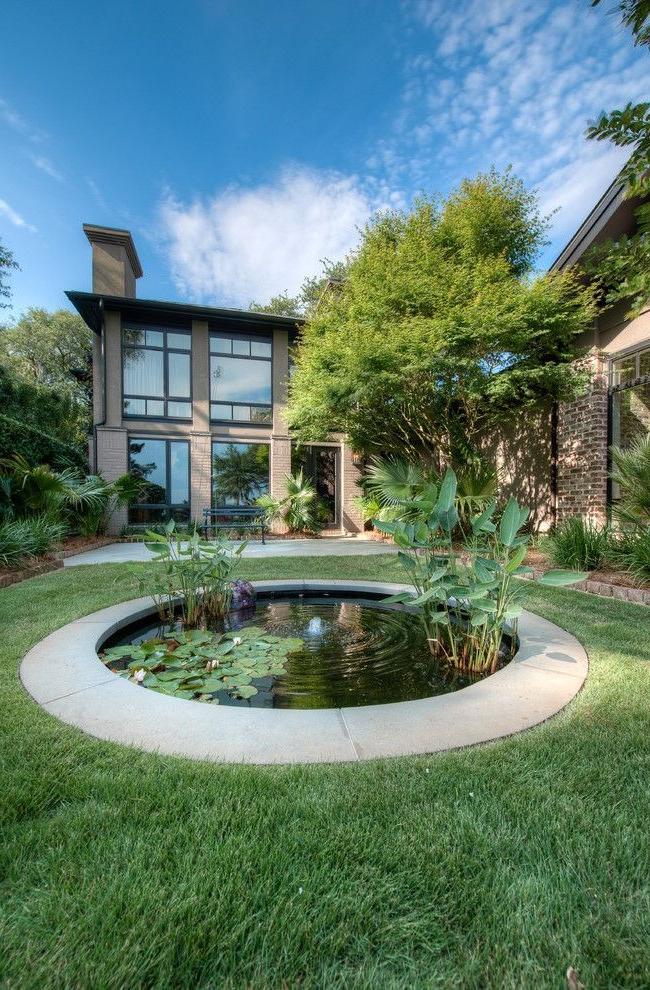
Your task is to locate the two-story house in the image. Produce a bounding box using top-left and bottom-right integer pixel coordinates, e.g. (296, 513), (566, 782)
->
(67, 224), (364, 535)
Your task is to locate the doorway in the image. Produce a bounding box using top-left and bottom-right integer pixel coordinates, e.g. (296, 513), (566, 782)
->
(292, 445), (340, 528)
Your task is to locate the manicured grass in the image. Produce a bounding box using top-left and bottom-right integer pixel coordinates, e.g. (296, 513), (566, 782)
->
(1, 556), (649, 989)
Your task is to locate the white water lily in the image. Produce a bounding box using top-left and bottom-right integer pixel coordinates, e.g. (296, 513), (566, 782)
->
(133, 669), (146, 683)
(232, 636), (243, 646)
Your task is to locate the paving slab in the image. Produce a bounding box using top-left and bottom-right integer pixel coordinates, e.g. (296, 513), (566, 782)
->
(20, 581), (588, 765)
(63, 538), (397, 566)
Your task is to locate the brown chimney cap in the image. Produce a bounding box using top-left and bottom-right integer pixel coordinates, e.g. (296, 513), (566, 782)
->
(83, 223), (143, 279)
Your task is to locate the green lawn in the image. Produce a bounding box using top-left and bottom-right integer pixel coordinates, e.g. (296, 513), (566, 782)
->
(1, 556), (649, 989)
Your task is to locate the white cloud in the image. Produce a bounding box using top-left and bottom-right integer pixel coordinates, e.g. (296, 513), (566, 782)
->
(389, 0), (648, 255)
(0, 97), (45, 142)
(28, 153), (64, 182)
(0, 197), (37, 233)
(159, 167), (388, 307)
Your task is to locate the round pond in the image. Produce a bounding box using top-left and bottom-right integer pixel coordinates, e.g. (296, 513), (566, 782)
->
(101, 589), (503, 709)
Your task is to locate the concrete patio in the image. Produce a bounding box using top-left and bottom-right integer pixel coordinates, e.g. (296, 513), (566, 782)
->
(64, 537), (398, 566)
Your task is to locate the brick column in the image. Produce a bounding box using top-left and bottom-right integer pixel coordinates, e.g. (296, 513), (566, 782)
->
(191, 432), (212, 525)
(557, 349), (609, 525)
(96, 427), (128, 534)
(269, 436), (291, 533)
(340, 443), (364, 533)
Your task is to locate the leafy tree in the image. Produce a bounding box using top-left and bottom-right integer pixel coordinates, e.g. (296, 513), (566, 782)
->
(288, 170), (595, 466)
(585, 1), (650, 316)
(250, 260), (348, 318)
(0, 308), (92, 447)
(0, 238), (18, 310)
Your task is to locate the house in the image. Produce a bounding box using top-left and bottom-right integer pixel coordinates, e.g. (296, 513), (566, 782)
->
(551, 176), (650, 525)
(67, 225), (364, 535)
(68, 181), (650, 536)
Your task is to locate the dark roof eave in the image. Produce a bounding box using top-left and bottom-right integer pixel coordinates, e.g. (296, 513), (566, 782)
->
(549, 172), (626, 272)
(65, 290), (305, 335)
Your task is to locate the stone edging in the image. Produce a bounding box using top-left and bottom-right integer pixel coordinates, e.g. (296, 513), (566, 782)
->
(0, 557), (63, 590)
(20, 580), (589, 765)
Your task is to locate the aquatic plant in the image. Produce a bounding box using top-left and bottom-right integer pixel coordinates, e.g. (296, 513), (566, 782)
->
(374, 468), (585, 674)
(102, 625), (304, 703)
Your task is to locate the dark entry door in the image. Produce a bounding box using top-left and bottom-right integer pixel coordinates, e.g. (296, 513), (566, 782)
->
(292, 445), (339, 527)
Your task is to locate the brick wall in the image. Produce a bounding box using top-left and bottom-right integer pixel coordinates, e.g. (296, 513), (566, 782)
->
(556, 348), (609, 525)
(340, 443), (364, 533)
(190, 432), (212, 523)
(270, 436), (292, 533)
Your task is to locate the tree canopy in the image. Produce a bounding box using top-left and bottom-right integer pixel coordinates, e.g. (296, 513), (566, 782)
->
(0, 308), (92, 451)
(287, 170), (595, 466)
(585, 0), (650, 316)
(0, 238), (18, 310)
(250, 260), (348, 318)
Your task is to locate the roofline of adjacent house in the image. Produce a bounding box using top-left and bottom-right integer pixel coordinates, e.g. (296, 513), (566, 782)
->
(549, 171), (627, 272)
(65, 290), (304, 334)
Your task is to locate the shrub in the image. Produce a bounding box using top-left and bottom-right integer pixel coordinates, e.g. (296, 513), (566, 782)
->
(544, 517), (611, 571)
(0, 516), (66, 566)
(607, 528), (650, 582)
(256, 471), (328, 534)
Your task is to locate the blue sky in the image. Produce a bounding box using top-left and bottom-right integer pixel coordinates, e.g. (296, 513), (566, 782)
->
(0, 0), (647, 317)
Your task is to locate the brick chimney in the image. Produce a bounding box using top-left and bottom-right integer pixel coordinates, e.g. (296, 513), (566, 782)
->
(83, 223), (143, 297)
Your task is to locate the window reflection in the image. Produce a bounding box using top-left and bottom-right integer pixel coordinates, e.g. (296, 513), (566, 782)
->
(209, 332), (272, 423)
(123, 325), (192, 420)
(128, 437), (190, 525)
(211, 442), (269, 506)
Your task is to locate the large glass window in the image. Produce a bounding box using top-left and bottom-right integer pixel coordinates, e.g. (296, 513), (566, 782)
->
(123, 325), (192, 420)
(211, 442), (269, 506)
(210, 332), (272, 423)
(128, 437), (190, 525)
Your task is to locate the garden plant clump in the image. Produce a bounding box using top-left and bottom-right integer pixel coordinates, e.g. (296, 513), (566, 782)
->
(375, 467), (585, 674)
(113, 521), (305, 702)
(101, 626), (304, 703)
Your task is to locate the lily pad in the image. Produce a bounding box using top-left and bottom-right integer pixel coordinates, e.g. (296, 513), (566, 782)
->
(234, 684), (258, 699)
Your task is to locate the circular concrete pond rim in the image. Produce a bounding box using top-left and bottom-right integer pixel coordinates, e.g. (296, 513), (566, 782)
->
(20, 580), (589, 765)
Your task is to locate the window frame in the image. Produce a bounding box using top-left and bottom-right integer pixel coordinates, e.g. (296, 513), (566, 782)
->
(609, 344), (650, 391)
(607, 344), (650, 506)
(209, 330), (273, 426)
(122, 323), (193, 422)
(127, 436), (191, 524)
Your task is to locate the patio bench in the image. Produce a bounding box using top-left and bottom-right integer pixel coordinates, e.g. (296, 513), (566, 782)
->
(202, 506), (266, 543)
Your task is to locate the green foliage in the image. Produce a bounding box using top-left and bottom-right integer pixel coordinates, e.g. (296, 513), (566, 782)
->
(610, 434), (650, 527)
(607, 526), (650, 580)
(364, 455), (497, 529)
(250, 259), (348, 318)
(141, 521), (247, 627)
(586, 3), (650, 315)
(0, 454), (140, 535)
(374, 468), (584, 673)
(0, 308), (92, 449)
(288, 170), (595, 463)
(544, 517), (611, 571)
(102, 625), (304, 704)
(256, 470), (328, 534)
(0, 237), (18, 309)
(0, 365), (87, 468)
(0, 515), (65, 566)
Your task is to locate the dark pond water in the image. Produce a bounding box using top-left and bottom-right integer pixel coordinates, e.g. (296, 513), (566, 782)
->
(103, 591), (503, 709)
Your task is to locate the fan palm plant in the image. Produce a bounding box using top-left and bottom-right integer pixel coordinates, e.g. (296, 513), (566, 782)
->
(610, 435), (650, 527)
(256, 471), (328, 534)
